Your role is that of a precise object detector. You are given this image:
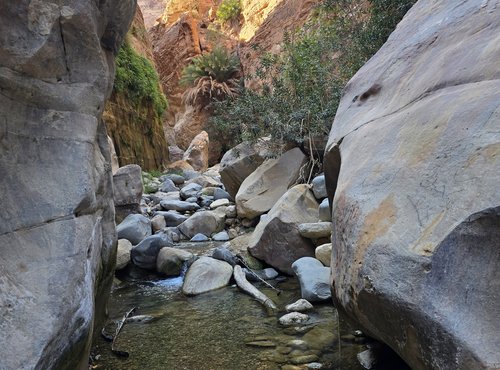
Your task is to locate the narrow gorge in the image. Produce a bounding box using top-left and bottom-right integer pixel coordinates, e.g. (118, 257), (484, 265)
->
(0, 0), (498, 370)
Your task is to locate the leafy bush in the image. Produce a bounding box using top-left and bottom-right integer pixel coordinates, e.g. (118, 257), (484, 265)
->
(114, 40), (168, 117)
(210, 0), (416, 152)
(216, 0), (242, 24)
(180, 47), (240, 105)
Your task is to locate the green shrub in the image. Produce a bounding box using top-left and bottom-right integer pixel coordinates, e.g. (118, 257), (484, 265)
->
(180, 47), (240, 105)
(114, 40), (168, 117)
(210, 0), (416, 152)
(216, 0), (241, 24)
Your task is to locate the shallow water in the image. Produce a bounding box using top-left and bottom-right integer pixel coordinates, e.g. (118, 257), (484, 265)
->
(92, 270), (369, 370)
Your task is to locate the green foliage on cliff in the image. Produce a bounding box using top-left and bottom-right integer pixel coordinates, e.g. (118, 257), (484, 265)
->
(216, 0), (242, 24)
(114, 41), (168, 117)
(210, 0), (416, 150)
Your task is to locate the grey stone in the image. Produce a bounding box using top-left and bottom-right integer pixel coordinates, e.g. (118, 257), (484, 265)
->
(199, 195), (214, 208)
(151, 214), (166, 233)
(116, 239), (133, 270)
(116, 214), (152, 245)
(244, 267), (279, 282)
(318, 198), (331, 222)
(248, 185), (319, 274)
(212, 246), (237, 266)
(131, 233), (173, 270)
(212, 230), (230, 241)
(180, 182), (202, 200)
(357, 349), (378, 369)
(185, 196), (198, 203)
(324, 1), (500, 368)
(190, 233), (209, 242)
(225, 205), (237, 218)
(279, 312), (309, 326)
(113, 164), (143, 207)
(186, 174), (221, 188)
(0, 1), (135, 368)
(156, 247), (195, 276)
(164, 173), (185, 185)
(164, 227), (181, 242)
(178, 210), (225, 238)
(236, 147), (307, 219)
(298, 222), (332, 239)
(159, 178), (179, 193)
(311, 174), (327, 199)
(160, 199), (200, 212)
(315, 244), (332, 267)
(292, 257), (331, 302)
(210, 198), (230, 209)
(182, 257), (233, 295)
(285, 299), (314, 312)
(214, 188), (232, 201)
(154, 211), (188, 227)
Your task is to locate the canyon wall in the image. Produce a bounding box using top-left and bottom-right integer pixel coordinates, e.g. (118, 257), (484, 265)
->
(0, 1), (136, 368)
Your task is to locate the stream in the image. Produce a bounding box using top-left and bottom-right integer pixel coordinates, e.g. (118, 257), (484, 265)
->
(91, 243), (405, 370)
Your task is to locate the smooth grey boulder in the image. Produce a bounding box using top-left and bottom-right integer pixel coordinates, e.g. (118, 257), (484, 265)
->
(210, 198), (230, 209)
(116, 239), (133, 270)
(163, 173), (185, 185)
(178, 210), (225, 238)
(236, 147), (307, 219)
(324, 1), (500, 368)
(0, 1), (135, 369)
(298, 222), (332, 239)
(113, 164), (143, 207)
(116, 214), (152, 245)
(180, 182), (202, 200)
(190, 233), (209, 242)
(131, 234), (173, 270)
(285, 299), (314, 312)
(248, 184), (319, 274)
(151, 214), (166, 233)
(318, 198), (331, 222)
(156, 247), (195, 276)
(212, 230), (230, 241)
(219, 139), (271, 199)
(212, 246), (238, 266)
(244, 267), (279, 282)
(292, 257), (331, 302)
(182, 257), (233, 295)
(315, 243), (332, 267)
(311, 174), (327, 199)
(214, 188), (232, 201)
(160, 199), (200, 212)
(154, 211), (188, 227)
(159, 178), (178, 193)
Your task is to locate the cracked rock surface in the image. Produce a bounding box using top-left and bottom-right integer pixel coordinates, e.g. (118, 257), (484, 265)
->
(324, 1), (500, 369)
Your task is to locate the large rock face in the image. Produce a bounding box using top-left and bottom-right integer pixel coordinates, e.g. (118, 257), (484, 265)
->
(324, 1), (500, 369)
(0, 1), (135, 369)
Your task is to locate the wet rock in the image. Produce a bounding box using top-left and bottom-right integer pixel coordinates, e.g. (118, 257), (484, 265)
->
(292, 257), (331, 302)
(182, 257), (233, 295)
(155, 210), (188, 227)
(116, 239), (133, 270)
(311, 174), (327, 199)
(236, 147), (307, 219)
(298, 222), (332, 239)
(246, 341), (277, 348)
(180, 182), (202, 200)
(160, 199), (200, 212)
(248, 185), (319, 274)
(279, 312), (309, 326)
(131, 234), (173, 270)
(314, 243), (332, 267)
(303, 326), (336, 351)
(190, 233), (209, 242)
(285, 299), (313, 312)
(212, 230), (230, 241)
(117, 214), (152, 245)
(288, 339), (308, 350)
(178, 210), (225, 238)
(156, 247), (195, 276)
(159, 178), (179, 193)
(290, 354), (319, 365)
(318, 198), (331, 222)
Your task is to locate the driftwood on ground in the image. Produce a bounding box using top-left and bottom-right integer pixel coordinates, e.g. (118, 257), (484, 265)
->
(111, 306), (137, 357)
(233, 265), (277, 311)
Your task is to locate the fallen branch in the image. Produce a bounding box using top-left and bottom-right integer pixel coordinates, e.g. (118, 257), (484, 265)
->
(233, 265), (277, 311)
(111, 307), (137, 357)
(235, 256), (282, 296)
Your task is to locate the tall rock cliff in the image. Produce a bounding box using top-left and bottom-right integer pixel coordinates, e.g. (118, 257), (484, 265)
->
(0, 1), (136, 369)
(103, 5), (169, 171)
(324, 0), (500, 368)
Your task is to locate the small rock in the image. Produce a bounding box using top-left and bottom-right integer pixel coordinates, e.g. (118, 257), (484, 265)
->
(182, 257), (233, 295)
(191, 233), (209, 242)
(318, 198), (331, 221)
(315, 243), (332, 267)
(160, 199), (200, 212)
(292, 257), (331, 302)
(241, 218), (257, 228)
(131, 233), (173, 270)
(156, 247), (194, 276)
(291, 354), (319, 365)
(286, 299), (314, 312)
(311, 174), (327, 199)
(210, 198), (230, 209)
(288, 339), (308, 350)
(164, 173), (185, 185)
(225, 205), (237, 218)
(303, 326), (336, 350)
(116, 214), (152, 245)
(212, 230), (230, 241)
(116, 239), (132, 270)
(214, 188), (232, 201)
(154, 211), (188, 227)
(159, 178), (178, 193)
(228, 228), (238, 239)
(279, 312), (309, 326)
(357, 349), (378, 369)
(298, 222), (332, 239)
(151, 214), (166, 233)
(212, 246), (237, 266)
(244, 267), (279, 281)
(178, 210), (225, 238)
(307, 362), (323, 369)
(180, 183), (202, 200)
